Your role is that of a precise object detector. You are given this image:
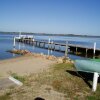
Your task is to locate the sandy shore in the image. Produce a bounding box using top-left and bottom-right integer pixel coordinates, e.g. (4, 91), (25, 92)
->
(0, 55), (56, 76)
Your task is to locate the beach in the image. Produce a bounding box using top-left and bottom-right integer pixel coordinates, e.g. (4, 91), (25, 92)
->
(0, 55), (56, 77)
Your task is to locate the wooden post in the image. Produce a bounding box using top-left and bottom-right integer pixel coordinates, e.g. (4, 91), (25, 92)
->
(93, 42), (96, 57)
(35, 41), (37, 46)
(92, 72), (99, 92)
(48, 38), (51, 43)
(53, 43), (55, 50)
(65, 41), (68, 57)
(43, 42), (45, 48)
(39, 42), (40, 47)
(13, 37), (16, 47)
(51, 41), (53, 50)
(86, 48), (88, 57)
(76, 47), (77, 54)
(59, 45), (61, 51)
(48, 38), (51, 49)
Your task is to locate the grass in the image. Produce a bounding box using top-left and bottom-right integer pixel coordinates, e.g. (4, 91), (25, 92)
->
(86, 86), (100, 100)
(0, 95), (10, 100)
(29, 63), (100, 99)
(0, 62), (100, 100)
(0, 94), (10, 100)
(0, 91), (12, 100)
(9, 72), (26, 83)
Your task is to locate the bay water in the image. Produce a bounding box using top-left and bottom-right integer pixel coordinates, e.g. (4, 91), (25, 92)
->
(0, 32), (100, 60)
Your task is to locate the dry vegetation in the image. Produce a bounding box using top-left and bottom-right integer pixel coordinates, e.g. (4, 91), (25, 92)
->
(0, 62), (100, 100)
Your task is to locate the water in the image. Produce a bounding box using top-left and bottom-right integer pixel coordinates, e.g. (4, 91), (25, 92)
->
(0, 32), (100, 60)
(0, 36), (20, 60)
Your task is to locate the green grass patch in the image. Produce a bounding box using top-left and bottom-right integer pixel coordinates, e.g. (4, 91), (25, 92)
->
(10, 72), (26, 83)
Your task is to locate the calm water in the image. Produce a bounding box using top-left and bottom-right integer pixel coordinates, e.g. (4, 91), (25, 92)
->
(0, 33), (100, 60)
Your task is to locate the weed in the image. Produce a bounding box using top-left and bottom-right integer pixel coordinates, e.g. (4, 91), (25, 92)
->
(0, 93), (11, 100)
(10, 72), (26, 83)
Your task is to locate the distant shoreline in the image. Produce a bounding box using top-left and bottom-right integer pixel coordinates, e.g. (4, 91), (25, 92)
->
(0, 31), (100, 38)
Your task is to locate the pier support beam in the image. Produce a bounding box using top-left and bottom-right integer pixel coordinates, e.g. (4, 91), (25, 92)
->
(93, 42), (96, 58)
(43, 43), (45, 48)
(36, 41), (38, 46)
(86, 49), (88, 57)
(92, 72), (99, 92)
(59, 45), (61, 51)
(51, 41), (53, 50)
(76, 47), (77, 54)
(53, 44), (55, 50)
(13, 37), (16, 47)
(39, 42), (41, 47)
(65, 41), (68, 57)
(48, 38), (51, 43)
(48, 38), (51, 49)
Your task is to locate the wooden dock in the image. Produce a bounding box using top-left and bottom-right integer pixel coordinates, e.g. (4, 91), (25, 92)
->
(15, 37), (100, 58)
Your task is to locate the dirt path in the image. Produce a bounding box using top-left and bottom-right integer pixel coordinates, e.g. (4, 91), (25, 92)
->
(0, 55), (56, 76)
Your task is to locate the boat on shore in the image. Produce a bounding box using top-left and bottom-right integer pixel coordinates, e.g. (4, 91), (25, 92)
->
(75, 59), (100, 74)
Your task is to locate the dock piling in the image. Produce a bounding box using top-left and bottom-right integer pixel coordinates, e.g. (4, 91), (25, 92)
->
(76, 47), (77, 54)
(86, 48), (88, 57)
(13, 37), (16, 47)
(48, 38), (51, 43)
(93, 42), (96, 57)
(65, 41), (68, 57)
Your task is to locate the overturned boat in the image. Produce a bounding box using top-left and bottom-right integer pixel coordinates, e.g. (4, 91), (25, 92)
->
(75, 59), (100, 73)
(74, 59), (100, 92)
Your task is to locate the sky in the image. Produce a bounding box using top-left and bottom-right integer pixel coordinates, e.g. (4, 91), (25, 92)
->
(0, 0), (100, 35)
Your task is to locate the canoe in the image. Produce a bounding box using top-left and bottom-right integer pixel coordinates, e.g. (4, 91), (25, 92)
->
(75, 59), (100, 74)
(91, 59), (100, 62)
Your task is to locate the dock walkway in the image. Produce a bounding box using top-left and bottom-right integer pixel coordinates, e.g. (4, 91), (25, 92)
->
(15, 37), (100, 57)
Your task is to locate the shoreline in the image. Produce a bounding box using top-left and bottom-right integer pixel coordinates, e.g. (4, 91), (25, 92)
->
(0, 49), (73, 77)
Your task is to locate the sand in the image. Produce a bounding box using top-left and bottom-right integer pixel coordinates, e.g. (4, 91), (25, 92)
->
(0, 55), (56, 76)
